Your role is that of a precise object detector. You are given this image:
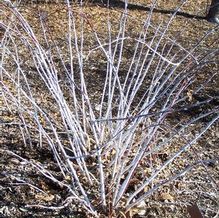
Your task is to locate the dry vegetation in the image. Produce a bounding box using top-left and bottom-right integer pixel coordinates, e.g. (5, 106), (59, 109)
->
(0, 0), (218, 217)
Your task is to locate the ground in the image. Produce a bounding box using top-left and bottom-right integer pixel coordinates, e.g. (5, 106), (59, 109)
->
(0, 0), (218, 217)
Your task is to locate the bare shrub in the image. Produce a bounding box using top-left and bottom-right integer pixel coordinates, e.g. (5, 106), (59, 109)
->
(1, 0), (218, 217)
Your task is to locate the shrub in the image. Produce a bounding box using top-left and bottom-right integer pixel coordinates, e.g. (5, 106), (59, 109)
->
(1, 0), (218, 217)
